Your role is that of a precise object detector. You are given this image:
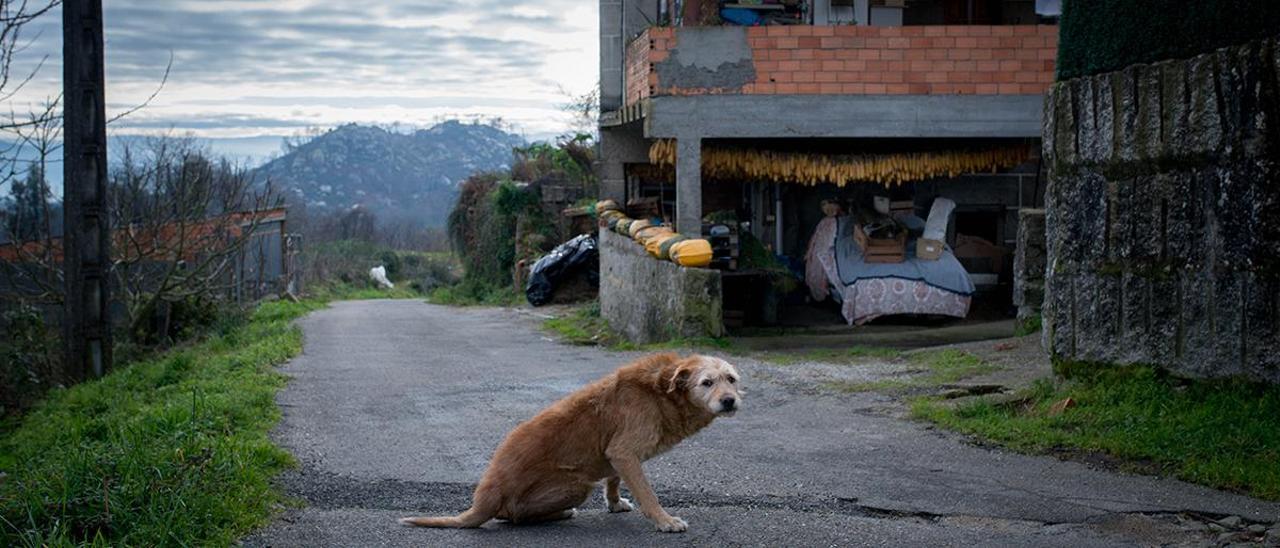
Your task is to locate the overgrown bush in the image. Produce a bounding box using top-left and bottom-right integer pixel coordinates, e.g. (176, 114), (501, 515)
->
(1057, 1), (1280, 80)
(0, 306), (60, 415)
(444, 135), (598, 301)
(128, 294), (240, 347)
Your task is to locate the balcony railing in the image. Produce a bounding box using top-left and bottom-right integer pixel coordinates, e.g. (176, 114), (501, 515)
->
(625, 25), (1058, 107)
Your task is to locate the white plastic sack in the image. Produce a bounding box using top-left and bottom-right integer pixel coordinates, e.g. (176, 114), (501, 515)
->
(923, 197), (956, 241)
(370, 265), (394, 289)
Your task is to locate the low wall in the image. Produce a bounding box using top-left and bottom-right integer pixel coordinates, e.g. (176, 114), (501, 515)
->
(599, 229), (723, 344)
(1042, 37), (1280, 382)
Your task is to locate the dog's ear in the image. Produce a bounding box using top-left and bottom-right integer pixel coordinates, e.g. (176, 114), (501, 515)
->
(665, 358), (696, 391)
(656, 355), (697, 393)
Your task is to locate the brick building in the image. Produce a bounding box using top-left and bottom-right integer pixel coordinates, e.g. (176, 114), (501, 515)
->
(597, 0), (1059, 339)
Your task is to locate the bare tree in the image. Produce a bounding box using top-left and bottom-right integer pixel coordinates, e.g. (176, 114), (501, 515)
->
(108, 135), (282, 339)
(0, 0), (60, 132)
(558, 82), (600, 139)
(0, 96), (62, 305)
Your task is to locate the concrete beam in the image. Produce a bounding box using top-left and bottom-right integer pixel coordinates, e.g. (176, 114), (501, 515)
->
(676, 137), (702, 236)
(645, 94), (1045, 139)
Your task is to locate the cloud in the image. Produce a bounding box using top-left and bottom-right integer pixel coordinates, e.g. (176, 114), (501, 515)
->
(7, 0), (597, 149)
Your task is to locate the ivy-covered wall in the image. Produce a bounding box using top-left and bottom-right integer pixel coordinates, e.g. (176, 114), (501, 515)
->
(1057, 1), (1280, 80)
(1042, 36), (1280, 382)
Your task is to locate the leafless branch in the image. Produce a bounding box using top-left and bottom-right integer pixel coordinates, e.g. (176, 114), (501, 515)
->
(106, 51), (173, 126)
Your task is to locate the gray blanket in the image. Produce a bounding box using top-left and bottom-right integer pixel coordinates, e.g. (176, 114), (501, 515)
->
(833, 216), (975, 296)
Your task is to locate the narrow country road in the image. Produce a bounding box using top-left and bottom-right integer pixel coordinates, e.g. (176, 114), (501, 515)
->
(244, 300), (1279, 547)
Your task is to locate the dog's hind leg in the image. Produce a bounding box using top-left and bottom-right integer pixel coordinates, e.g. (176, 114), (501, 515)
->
(604, 476), (633, 513)
(506, 479), (592, 525)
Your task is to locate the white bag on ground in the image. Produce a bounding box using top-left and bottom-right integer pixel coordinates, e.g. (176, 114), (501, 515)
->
(370, 265), (394, 289)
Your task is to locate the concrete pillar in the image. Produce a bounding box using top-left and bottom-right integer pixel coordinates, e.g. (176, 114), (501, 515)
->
(599, 0), (623, 112)
(599, 126), (650, 203)
(676, 137), (702, 236)
(63, 0), (112, 381)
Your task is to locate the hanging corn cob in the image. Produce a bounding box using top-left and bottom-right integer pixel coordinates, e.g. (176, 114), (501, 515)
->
(648, 140), (1032, 188)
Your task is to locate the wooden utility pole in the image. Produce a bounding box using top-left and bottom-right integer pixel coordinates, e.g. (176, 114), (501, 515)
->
(62, 0), (111, 381)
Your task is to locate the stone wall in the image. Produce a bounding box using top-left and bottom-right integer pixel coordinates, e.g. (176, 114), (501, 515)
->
(1042, 37), (1280, 382)
(1013, 208), (1046, 324)
(599, 229), (723, 343)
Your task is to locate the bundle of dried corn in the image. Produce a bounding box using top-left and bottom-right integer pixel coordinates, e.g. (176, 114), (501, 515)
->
(649, 140), (1033, 187)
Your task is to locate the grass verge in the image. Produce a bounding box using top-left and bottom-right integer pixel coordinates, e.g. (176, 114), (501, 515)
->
(911, 366), (1280, 501)
(308, 281), (423, 301)
(0, 299), (326, 546)
(426, 279), (524, 307)
(757, 346), (900, 366)
(825, 349), (997, 393)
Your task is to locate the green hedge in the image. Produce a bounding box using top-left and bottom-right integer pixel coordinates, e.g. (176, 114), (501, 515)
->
(1057, 1), (1280, 80)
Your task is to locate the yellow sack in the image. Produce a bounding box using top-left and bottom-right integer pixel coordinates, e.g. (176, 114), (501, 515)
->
(634, 226), (671, 245)
(645, 231), (681, 257)
(628, 219), (653, 239)
(657, 234), (690, 260)
(670, 239), (713, 268)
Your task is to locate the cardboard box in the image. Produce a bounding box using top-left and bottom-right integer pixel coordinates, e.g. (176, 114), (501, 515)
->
(917, 238), (945, 260)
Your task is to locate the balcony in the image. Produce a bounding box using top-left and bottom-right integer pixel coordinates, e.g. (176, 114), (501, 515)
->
(624, 24), (1057, 108)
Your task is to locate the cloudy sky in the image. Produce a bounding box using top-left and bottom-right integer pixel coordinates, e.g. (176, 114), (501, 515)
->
(11, 0), (598, 164)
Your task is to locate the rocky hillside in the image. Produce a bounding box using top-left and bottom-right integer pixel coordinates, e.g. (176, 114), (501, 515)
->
(255, 121), (525, 226)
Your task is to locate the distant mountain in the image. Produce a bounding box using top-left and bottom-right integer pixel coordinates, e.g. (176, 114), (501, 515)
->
(253, 121), (525, 227)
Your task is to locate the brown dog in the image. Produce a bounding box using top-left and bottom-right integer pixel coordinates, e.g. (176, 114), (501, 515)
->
(399, 353), (741, 533)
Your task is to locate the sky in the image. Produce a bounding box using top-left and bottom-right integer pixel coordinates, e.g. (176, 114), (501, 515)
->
(8, 0), (599, 166)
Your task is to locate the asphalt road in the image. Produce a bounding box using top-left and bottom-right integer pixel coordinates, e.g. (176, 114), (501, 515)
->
(243, 300), (1280, 547)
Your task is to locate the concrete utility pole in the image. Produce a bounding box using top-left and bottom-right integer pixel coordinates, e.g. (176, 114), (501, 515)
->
(62, 0), (111, 380)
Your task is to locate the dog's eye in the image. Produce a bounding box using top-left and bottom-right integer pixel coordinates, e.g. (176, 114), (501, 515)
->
(701, 379), (713, 387)
(727, 377), (737, 384)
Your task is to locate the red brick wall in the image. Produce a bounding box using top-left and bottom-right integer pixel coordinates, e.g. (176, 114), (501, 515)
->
(624, 25), (1057, 106)
(625, 32), (654, 105)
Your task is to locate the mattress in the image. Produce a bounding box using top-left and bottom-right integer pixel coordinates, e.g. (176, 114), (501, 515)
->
(806, 216), (972, 325)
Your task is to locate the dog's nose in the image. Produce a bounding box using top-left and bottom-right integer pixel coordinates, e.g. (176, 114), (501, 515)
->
(720, 397), (736, 411)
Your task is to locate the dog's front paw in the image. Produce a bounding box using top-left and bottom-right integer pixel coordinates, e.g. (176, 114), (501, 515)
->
(608, 497), (633, 513)
(654, 515), (688, 533)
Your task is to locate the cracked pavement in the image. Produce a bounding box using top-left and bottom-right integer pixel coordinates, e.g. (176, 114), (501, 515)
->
(242, 300), (1280, 547)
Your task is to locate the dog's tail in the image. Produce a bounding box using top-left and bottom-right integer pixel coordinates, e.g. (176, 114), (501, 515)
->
(399, 489), (498, 529)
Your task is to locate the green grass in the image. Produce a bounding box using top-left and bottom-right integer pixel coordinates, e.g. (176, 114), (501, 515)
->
(0, 299), (326, 546)
(826, 349), (997, 393)
(542, 301), (616, 346)
(1014, 314), (1042, 337)
(911, 366), (1280, 501)
(757, 346), (900, 366)
(540, 301), (738, 353)
(308, 281), (423, 301)
(426, 279), (524, 307)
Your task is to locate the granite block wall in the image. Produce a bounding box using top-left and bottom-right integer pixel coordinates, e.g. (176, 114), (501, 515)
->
(1043, 37), (1280, 382)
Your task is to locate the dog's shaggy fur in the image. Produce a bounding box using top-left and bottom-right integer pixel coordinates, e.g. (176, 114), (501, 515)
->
(399, 353), (741, 533)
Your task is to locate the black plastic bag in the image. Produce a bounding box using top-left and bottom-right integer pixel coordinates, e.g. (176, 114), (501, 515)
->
(525, 234), (599, 306)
